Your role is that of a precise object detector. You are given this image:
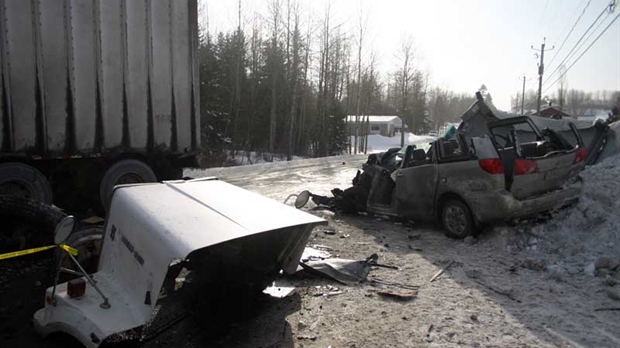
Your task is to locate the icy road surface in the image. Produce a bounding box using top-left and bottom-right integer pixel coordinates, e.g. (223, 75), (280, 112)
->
(185, 154), (368, 201)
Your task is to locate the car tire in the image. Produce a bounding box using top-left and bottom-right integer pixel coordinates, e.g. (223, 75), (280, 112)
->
(441, 199), (474, 239)
(99, 159), (157, 213)
(0, 162), (53, 204)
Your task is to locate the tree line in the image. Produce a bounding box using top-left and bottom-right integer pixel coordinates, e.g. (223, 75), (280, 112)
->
(511, 87), (619, 117)
(197, 1), (496, 166)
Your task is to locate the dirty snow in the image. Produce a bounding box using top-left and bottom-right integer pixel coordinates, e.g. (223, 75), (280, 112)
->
(528, 152), (620, 266)
(350, 132), (436, 153)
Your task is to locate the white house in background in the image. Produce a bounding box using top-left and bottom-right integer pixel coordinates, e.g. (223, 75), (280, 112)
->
(346, 115), (402, 137)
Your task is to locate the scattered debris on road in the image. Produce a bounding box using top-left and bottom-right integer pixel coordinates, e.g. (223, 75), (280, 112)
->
(300, 255), (376, 284)
(430, 260), (455, 282)
(263, 279), (297, 298)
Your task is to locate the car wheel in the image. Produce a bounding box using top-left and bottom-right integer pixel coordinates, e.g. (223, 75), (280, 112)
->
(99, 159), (157, 213)
(441, 199), (473, 239)
(0, 162), (53, 204)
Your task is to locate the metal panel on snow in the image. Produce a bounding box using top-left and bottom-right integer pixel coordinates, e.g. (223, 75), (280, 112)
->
(125, 0), (148, 150)
(172, 0), (191, 151)
(150, 0), (173, 149)
(70, 0), (97, 151)
(99, 0), (123, 149)
(4, 0), (36, 152)
(39, 0), (68, 153)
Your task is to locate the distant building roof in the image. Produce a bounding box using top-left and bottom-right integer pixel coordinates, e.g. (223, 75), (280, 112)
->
(346, 115), (402, 126)
(535, 106), (570, 119)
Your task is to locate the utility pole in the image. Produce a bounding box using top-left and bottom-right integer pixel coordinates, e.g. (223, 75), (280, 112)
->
(531, 38), (554, 115)
(521, 74), (526, 115)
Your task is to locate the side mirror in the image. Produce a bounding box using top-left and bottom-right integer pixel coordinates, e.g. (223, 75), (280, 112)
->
(53, 216), (75, 245)
(294, 191), (311, 209)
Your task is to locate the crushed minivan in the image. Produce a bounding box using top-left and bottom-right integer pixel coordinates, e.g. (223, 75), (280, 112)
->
(305, 106), (586, 239)
(33, 178), (326, 347)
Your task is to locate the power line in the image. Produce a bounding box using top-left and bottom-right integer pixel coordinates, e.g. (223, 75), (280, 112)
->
(522, 9), (619, 112)
(544, 0), (614, 87)
(547, 0), (592, 67)
(541, 11), (620, 96)
(567, 9), (610, 63)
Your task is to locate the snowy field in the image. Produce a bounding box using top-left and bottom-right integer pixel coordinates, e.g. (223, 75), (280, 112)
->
(350, 132), (437, 153)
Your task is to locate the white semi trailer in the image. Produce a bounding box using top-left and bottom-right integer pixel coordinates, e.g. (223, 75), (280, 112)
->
(0, 0), (200, 213)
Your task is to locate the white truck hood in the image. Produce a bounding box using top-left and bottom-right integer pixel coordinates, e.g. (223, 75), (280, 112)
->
(34, 178), (325, 347)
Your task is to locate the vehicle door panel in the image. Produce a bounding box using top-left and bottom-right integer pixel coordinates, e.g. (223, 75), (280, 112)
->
(393, 164), (438, 220)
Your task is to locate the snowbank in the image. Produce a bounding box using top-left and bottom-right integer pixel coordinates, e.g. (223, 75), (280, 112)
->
(350, 132), (436, 153)
(523, 153), (620, 267)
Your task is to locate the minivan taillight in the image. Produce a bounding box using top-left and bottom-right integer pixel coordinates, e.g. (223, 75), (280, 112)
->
(573, 147), (588, 164)
(514, 159), (539, 175)
(479, 159), (504, 174)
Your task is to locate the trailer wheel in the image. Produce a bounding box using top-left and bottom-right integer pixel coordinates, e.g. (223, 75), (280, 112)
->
(441, 199), (473, 239)
(0, 162), (53, 204)
(99, 159), (157, 211)
(99, 159), (157, 212)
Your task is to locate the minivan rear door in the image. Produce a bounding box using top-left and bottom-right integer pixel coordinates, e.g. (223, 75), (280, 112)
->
(488, 117), (585, 200)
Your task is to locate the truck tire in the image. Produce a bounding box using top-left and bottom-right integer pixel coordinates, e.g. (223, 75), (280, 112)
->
(0, 162), (53, 204)
(441, 199), (473, 239)
(99, 159), (157, 212)
(0, 196), (66, 250)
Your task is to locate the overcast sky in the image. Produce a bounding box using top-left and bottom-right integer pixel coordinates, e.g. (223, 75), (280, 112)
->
(202, 0), (620, 111)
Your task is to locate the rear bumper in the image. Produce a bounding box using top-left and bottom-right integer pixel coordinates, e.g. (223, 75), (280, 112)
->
(468, 181), (582, 222)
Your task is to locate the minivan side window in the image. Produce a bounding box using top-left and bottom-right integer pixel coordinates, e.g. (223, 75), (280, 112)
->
(437, 137), (469, 161)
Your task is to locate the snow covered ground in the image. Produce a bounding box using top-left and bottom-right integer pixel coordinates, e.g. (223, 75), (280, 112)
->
(227, 151), (305, 166)
(215, 132), (435, 170)
(350, 132), (436, 153)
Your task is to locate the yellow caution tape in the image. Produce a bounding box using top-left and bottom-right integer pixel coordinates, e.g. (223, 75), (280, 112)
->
(0, 244), (79, 260)
(59, 244), (79, 257)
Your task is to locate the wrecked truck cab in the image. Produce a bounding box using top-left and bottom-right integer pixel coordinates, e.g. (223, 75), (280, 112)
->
(33, 178), (326, 347)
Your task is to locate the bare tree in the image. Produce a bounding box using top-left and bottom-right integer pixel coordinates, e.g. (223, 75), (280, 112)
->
(397, 37), (415, 147)
(363, 51), (379, 154)
(231, 0), (244, 157)
(556, 65), (568, 112)
(243, 14), (262, 162)
(286, 2), (301, 160)
(267, 0), (282, 159)
(353, 4), (367, 154)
